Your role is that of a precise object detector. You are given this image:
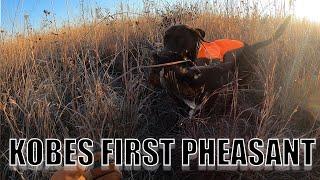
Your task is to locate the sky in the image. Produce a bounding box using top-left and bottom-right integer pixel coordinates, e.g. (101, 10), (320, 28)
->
(295, 0), (320, 22)
(1, 0), (320, 34)
(0, 0), (145, 33)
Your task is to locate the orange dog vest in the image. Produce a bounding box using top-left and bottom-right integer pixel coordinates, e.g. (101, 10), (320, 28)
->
(197, 39), (245, 61)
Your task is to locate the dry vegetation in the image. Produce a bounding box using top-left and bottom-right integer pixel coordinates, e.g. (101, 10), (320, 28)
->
(1, 1), (320, 179)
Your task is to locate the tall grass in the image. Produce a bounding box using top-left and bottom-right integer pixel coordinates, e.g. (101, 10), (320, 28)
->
(1, 1), (320, 179)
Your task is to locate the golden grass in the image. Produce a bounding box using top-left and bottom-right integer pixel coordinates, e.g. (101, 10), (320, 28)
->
(1, 4), (320, 179)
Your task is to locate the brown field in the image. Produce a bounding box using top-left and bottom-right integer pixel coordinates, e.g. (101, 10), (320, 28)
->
(1, 1), (320, 179)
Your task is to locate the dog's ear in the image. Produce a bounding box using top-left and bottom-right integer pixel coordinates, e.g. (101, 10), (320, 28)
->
(194, 28), (205, 39)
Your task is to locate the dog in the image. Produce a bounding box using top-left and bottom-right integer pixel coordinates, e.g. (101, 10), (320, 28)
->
(151, 17), (291, 114)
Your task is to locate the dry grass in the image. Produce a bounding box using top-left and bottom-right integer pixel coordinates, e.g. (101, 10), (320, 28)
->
(1, 2), (320, 179)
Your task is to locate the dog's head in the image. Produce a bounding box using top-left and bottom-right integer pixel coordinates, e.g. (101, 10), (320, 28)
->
(162, 25), (205, 61)
(150, 25), (206, 87)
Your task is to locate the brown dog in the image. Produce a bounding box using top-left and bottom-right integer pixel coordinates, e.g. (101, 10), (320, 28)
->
(151, 17), (291, 114)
